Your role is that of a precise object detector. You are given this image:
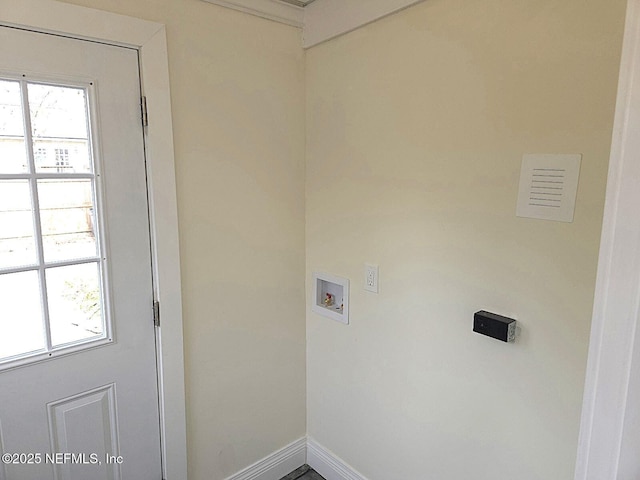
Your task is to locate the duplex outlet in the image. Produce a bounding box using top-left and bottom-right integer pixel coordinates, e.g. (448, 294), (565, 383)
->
(365, 264), (379, 293)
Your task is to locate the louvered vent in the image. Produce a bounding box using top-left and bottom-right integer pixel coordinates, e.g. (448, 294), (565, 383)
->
(516, 154), (582, 222)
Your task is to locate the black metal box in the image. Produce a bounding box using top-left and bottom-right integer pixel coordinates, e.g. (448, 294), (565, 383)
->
(473, 310), (516, 343)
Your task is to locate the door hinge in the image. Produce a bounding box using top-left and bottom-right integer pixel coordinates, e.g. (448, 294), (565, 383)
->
(153, 300), (160, 327)
(141, 95), (149, 127)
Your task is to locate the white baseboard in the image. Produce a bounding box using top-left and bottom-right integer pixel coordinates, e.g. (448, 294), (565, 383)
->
(224, 437), (307, 480)
(222, 436), (368, 480)
(307, 438), (369, 480)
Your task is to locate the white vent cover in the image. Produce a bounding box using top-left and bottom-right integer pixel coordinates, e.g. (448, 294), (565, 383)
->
(516, 154), (582, 223)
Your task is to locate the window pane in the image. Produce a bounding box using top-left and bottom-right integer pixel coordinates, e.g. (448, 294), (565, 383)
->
(0, 180), (37, 269)
(28, 83), (92, 173)
(47, 262), (104, 347)
(38, 179), (97, 262)
(0, 79), (28, 173)
(0, 271), (46, 360)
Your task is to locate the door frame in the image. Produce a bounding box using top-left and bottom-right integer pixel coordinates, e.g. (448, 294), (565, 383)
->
(0, 1), (188, 479)
(574, 0), (640, 478)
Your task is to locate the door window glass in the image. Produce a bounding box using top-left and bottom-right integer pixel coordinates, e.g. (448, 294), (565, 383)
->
(0, 80), (28, 173)
(46, 263), (103, 347)
(0, 77), (109, 366)
(0, 180), (37, 268)
(0, 271), (45, 358)
(29, 84), (92, 174)
(38, 179), (97, 262)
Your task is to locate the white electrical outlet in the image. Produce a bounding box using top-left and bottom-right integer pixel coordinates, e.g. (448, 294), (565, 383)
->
(364, 264), (379, 293)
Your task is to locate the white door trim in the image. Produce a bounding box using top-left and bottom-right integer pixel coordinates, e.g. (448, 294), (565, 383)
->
(0, 1), (188, 479)
(574, 0), (640, 478)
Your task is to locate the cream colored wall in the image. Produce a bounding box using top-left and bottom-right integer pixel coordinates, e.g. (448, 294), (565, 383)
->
(58, 1), (306, 479)
(305, 1), (625, 479)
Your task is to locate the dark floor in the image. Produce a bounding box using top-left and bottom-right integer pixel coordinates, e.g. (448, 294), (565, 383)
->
(279, 464), (326, 480)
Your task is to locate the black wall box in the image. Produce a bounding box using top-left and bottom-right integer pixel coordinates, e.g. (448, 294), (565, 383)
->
(473, 310), (517, 343)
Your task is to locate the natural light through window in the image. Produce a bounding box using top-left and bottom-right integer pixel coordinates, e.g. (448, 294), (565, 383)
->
(0, 77), (108, 366)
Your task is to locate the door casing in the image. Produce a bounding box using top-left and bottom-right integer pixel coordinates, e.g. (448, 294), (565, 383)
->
(573, 0), (640, 478)
(0, 2), (187, 479)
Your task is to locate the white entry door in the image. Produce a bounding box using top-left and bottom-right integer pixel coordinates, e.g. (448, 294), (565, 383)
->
(0, 27), (162, 480)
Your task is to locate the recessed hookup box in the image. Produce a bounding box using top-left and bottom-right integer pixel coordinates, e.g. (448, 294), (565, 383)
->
(473, 310), (517, 343)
